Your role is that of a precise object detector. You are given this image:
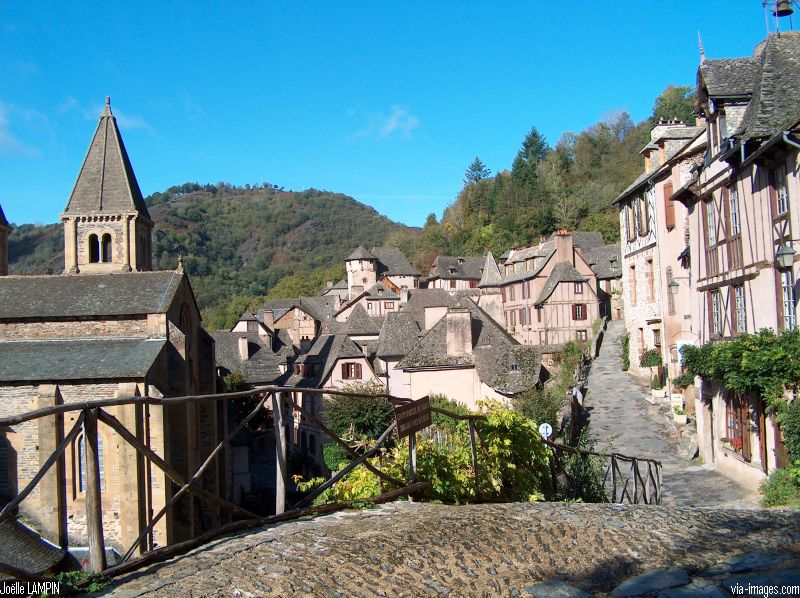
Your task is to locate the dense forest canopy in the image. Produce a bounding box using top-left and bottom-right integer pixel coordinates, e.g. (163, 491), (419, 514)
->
(6, 85), (694, 330)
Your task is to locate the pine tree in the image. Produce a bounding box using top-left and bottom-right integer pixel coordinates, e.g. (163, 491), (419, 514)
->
(464, 156), (492, 185)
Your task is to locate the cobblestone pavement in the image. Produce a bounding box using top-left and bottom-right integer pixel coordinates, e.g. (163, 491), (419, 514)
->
(106, 502), (800, 597)
(583, 321), (758, 508)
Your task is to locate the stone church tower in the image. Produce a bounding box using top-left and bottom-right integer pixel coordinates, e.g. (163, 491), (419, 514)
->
(0, 202), (10, 276)
(61, 98), (153, 274)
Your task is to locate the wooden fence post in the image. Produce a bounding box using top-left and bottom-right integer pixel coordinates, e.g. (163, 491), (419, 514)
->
(272, 393), (287, 515)
(85, 408), (106, 573)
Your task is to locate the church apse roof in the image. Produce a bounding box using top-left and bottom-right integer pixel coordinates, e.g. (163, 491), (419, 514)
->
(63, 98), (151, 219)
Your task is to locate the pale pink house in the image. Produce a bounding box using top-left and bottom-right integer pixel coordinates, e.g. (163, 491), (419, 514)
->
(671, 33), (800, 487)
(424, 256), (484, 291)
(614, 120), (705, 380)
(480, 231), (618, 346)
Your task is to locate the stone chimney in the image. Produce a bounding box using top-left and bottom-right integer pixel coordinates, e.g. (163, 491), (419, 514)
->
(238, 336), (249, 361)
(326, 280), (334, 289)
(445, 308), (473, 357)
(263, 309), (275, 330)
(554, 230), (574, 264)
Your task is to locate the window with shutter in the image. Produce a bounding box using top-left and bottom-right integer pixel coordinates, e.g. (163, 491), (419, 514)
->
(664, 182), (675, 229)
(355, 363), (362, 378)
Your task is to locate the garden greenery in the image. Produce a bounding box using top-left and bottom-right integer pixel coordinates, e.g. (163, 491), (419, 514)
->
(681, 329), (800, 415)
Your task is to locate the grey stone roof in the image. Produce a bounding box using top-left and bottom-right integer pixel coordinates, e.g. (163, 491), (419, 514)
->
(699, 57), (760, 99)
(583, 244), (622, 280)
(658, 126), (705, 140)
(534, 262), (587, 305)
(0, 519), (67, 577)
(430, 256), (485, 280)
(736, 32), (800, 140)
(290, 333), (365, 387)
(366, 281), (399, 300)
(398, 288), (457, 328)
(0, 202), (8, 228)
(346, 246), (377, 261)
(345, 303), (381, 336)
(396, 300), (542, 395)
(478, 252), (502, 287)
(211, 332), (285, 384)
(499, 248), (556, 284)
(0, 271), (182, 319)
(376, 313), (421, 358)
(552, 231), (604, 252)
(260, 296), (338, 324)
(0, 338), (166, 382)
(612, 171), (651, 205)
(371, 247), (420, 277)
(63, 99), (150, 219)
(239, 309), (258, 322)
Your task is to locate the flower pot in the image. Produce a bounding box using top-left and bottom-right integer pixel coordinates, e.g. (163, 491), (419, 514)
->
(674, 413), (688, 425)
(650, 389), (668, 399)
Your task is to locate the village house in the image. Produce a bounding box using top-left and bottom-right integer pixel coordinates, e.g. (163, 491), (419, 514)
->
(344, 246), (420, 300)
(672, 32), (800, 487)
(423, 255), (485, 290)
(480, 231), (620, 346)
(0, 100), (219, 556)
(614, 119), (705, 382)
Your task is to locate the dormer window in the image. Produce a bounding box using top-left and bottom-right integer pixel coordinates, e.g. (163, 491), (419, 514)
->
(509, 363), (519, 372)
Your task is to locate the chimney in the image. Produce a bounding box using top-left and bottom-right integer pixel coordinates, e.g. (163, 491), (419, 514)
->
(554, 230), (574, 264)
(263, 309), (275, 330)
(445, 308), (473, 357)
(401, 288), (411, 303)
(326, 280), (334, 289)
(238, 336), (249, 361)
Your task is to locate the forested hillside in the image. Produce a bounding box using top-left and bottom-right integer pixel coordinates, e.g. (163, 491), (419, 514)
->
(6, 85), (694, 330)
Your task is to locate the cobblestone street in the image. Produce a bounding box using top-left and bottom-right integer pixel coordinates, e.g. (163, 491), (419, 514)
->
(107, 502), (800, 597)
(584, 320), (758, 508)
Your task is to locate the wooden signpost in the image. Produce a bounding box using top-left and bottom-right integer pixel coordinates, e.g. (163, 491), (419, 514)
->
(394, 397), (432, 491)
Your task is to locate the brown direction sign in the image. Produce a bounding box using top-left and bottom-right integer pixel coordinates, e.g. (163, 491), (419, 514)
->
(394, 396), (432, 438)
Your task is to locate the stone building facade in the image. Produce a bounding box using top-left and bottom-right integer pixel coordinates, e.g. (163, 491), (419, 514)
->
(0, 100), (219, 556)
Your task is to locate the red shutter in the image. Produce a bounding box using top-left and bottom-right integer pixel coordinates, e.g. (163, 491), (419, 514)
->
(572, 304), (578, 320)
(341, 363), (348, 379)
(741, 395), (751, 462)
(355, 363), (362, 379)
(501, 287), (506, 301)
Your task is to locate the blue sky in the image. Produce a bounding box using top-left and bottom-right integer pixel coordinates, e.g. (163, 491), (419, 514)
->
(0, 1), (782, 227)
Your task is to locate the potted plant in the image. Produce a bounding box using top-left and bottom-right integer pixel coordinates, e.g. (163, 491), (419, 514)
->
(673, 405), (688, 425)
(650, 375), (668, 399)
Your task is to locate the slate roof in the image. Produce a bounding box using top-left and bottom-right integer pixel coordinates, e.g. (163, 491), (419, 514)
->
(344, 303), (381, 336)
(289, 333), (365, 387)
(0, 202), (8, 228)
(553, 231), (604, 252)
(0, 519), (67, 578)
(238, 309), (258, 322)
(260, 295), (338, 324)
(398, 288), (457, 328)
(534, 262), (587, 305)
(365, 281), (399, 301)
(0, 271), (183, 319)
(371, 247), (420, 277)
(396, 300), (542, 395)
(0, 338), (166, 382)
(346, 246), (377, 261)
(64, 99), (150, 219)
(499, 248), (556, 284)
(699, 57), (760, 99)
(430, 256), (485, 280)
(583, 244), (622, 280)
(376, 313), (421, 358)
(612, 171), (652, 205)
(478, 252), (502, 287)
(211, 332), (285, 384)
(736, 32), (800, 140)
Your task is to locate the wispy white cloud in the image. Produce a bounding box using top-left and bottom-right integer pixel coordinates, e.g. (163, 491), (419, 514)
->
(113, 110), (154, 133)
(349, 105), (420, 141)
(0, 102), (39, 157)
(60, 97), (154, 134)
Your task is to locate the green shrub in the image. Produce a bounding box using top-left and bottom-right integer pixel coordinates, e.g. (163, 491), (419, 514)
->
(223, 370), (248, 392)
(556, 431), (607, 503)
(761, 466), (800, 508)
(512, 386), (565, 432)
(322, 443), (351, 471)
(640, 349), (663, 368)
(782, 401), (800, 462)
(323, 381), (394, 439)
(592, 318), (603, 334)
(428, 394), (470, 430)
(620, 333), (630, 371)
(651, 375), (663, 391)
(671, 372), (694, 389)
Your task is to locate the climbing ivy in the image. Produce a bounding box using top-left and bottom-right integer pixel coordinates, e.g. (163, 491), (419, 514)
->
(681, 329), (800, 415)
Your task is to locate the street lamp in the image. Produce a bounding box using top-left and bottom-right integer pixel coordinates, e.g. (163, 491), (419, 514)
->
(776, 245), (796, 270)
(667, 276), (691, 295)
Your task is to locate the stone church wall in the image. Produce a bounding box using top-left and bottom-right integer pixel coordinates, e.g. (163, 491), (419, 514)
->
(0, 317), (148, 340)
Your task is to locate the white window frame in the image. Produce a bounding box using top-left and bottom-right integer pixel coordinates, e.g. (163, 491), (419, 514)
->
(782, 270), (796, 330)
(706, 200), (716, 246)
(711, 290), (722, 336)
(734, 285), (746, 334)
(776, 166), (790, 215)
(729, 185), (741, 236)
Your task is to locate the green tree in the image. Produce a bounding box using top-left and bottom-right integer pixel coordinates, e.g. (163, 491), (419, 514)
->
(652, 85), (696, 125)
(511, 126), (549, 189)
(464, 156), (492, 186)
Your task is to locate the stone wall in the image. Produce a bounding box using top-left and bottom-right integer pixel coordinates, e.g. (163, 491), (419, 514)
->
(0, 317), (148, 340)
